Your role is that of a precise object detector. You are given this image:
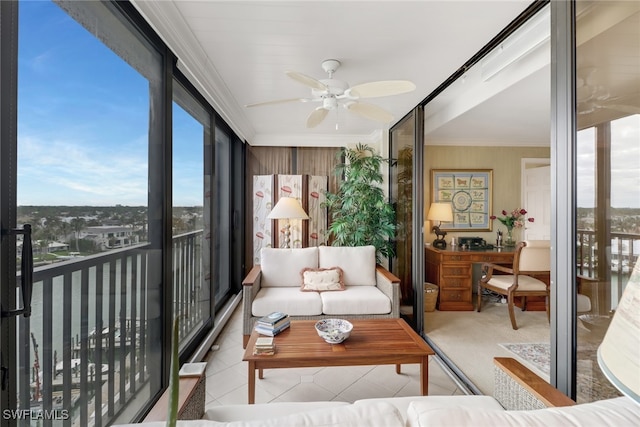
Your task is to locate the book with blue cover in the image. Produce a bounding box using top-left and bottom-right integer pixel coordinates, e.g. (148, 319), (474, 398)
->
(257, 311), (288, 325)
(255, 320), (290, 337)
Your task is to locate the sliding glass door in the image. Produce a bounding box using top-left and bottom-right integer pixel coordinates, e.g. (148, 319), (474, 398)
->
(574, 0), (640, 403)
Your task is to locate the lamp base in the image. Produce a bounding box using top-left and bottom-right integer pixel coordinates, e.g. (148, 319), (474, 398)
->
(433, 238), (447, 249)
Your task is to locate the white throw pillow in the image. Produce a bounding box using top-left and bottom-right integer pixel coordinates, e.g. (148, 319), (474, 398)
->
(300, 267), (345, 292)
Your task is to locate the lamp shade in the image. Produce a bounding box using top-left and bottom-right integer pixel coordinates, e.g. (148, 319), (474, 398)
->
(427, 202), (453, 222)
(597, 258), (640, 403)
(267, 197), (310, 220)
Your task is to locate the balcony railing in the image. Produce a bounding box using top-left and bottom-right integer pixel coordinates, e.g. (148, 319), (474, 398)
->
(15, 230), (206, 427)
(576, 229), (639, 278)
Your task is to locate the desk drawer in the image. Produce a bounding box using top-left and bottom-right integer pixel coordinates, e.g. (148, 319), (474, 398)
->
(470, 253), (513, 264)
(440, 277), (470, 288)
(440, 289), (471, 302)
(442, 254), (466, 262)
(441, 264), (471, 277)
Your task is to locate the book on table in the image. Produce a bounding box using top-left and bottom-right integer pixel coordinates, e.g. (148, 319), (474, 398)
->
(255, 318), (290, 336)
(257, 316), (290, 330)
(257, 311), (288, 325)
(253, 336), (275, 355)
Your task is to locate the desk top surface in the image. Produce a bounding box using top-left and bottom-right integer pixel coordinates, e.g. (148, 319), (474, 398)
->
(425, 244), (516, 255)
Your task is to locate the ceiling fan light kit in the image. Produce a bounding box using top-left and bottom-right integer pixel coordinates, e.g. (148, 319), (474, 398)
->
(246, 59), (416, 128)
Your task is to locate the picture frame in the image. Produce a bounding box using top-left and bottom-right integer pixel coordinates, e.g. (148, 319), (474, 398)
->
(431, 169), (493, 231)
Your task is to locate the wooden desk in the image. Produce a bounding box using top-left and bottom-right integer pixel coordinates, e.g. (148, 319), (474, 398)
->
(425, 245), (515, 311)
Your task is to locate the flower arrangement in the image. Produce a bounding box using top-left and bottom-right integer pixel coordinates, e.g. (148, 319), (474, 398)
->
(491, 208), (534, 246)
(490, 208), (535, 230)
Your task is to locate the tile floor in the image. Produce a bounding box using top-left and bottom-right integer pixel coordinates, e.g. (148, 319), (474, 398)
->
(203, 307), (467, 409)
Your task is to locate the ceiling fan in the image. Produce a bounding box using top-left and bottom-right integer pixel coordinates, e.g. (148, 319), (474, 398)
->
(245, 59), (416, 128)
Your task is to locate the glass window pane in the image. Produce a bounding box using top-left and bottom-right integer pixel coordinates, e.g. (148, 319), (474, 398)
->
(575, 0), (640, 404)
(17, 1), (163, 424)
(172, 81), (211, 350)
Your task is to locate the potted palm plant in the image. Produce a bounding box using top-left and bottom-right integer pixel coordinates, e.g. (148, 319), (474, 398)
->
(323, 143), (396, 262)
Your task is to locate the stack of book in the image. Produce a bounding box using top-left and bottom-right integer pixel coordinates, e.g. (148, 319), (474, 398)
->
(253, 336), (275, 355)
(255, 311), (290, 336)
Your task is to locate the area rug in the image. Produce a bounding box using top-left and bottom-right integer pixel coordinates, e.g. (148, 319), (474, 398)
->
(500, 342), (622, 402)
(499, 343), (550, 376)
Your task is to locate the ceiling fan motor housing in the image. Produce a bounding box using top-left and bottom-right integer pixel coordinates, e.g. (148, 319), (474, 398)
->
(313, 79), (349, 97)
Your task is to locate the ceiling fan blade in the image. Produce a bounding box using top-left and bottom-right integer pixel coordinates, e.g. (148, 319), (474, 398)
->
(245, 98), (306, 108)
(348, 80), (416, 98)
(346, 102), (394, 123)
(306, 108), (329, 128)
(285, 71), (327, 91)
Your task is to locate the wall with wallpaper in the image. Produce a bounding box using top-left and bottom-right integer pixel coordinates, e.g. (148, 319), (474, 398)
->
(424, 145), (550, 245)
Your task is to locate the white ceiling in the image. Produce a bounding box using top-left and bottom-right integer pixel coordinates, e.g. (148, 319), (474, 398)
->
(131, 0), (542, 146)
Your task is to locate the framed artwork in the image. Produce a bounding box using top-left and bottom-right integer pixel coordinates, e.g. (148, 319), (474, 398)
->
(431, 169), (493, 231)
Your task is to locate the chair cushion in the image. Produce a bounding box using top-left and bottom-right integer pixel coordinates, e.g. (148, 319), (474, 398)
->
(405, 396), (640, 427)
(300, 267), (345, 292)
(318, 246), (376, 286)
(320, 286), (391, 315)
(487, 275), (548, 292)
(260, 247), (318, 287)
(252, 287), (322, 317)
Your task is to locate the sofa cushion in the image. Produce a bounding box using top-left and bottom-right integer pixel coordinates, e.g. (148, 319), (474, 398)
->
(201, 399), (404, 427)
(300, 267), (345, 292)
(406, 396), (640, 427)
(205, 402), (349, 422)
(318, 246), (376, 286)
(320, 285), (391, 315)
(358, 396), (504, 423)
(252, 287), (322, 317)
(261, 247), (318, 287)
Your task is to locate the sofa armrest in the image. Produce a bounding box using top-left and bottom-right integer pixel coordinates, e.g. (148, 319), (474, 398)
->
(242, 266), (263, 347)
(493, 357), (575, 410)
(242, 265), (262, 287)
(375, 265), (401, 318)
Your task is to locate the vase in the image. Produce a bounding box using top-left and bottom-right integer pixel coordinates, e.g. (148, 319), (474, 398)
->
(504, 227), (516, 246)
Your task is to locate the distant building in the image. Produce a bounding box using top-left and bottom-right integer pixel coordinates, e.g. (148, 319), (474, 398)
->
(81, 226), (138, 250)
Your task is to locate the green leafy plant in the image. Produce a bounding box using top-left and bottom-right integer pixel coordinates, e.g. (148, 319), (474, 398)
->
(323, 143), (396, 262)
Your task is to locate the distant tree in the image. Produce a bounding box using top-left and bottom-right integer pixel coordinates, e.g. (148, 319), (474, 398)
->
(70, 217), (86, 252)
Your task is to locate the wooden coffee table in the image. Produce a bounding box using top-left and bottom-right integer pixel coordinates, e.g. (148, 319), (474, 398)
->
(242, 318), (435, 404)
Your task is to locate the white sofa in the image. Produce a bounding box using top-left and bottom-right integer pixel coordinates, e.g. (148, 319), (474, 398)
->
(118, 358), (640, 427)
(120, 397), (639, 427)
(242, 245), (400, 347)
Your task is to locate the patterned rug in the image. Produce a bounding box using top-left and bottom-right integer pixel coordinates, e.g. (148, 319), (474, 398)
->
(499, 342), (622, 402)
(499, 343), (550, 375)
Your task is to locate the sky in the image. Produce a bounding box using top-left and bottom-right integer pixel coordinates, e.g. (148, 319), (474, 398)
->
(16, 1), (639, 208)
(17, 1), (203, 207)
(576, 115), (640, 209)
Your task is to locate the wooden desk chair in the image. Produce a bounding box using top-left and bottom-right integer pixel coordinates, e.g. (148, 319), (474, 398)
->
(477, 240), (551, 330)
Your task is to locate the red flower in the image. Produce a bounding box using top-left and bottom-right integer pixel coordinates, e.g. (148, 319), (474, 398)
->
(490, 215), (497, 220)
(528, 218), (535, 223)
(519, 209), (527, 215)
(501, 210), (507, 215)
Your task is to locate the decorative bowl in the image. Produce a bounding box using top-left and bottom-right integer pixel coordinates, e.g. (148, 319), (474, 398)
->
(315, 319), (353, 344)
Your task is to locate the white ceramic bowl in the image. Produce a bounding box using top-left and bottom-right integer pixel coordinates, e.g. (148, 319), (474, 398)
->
(315, 319), (353, 344)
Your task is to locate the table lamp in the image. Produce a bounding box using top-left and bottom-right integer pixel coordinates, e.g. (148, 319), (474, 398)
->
(597, 258), (640, 403)
(267, 197), (310, 248)
(427, 202), (453, 249)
